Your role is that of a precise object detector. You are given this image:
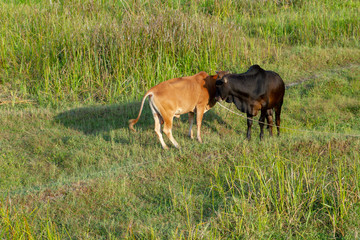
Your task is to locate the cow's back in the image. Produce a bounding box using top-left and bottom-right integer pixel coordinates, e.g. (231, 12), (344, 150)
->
(223, 66), (284, 111)
(149, 71), (209, 114)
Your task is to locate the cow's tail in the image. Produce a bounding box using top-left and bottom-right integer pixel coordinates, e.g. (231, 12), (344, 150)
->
(128, 91), (153, 132)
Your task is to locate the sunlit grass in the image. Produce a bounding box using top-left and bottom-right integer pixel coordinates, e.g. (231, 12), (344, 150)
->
(1, 66), (360, 238)
(1, 0), (360, 238)
(0, 0), (359, 105)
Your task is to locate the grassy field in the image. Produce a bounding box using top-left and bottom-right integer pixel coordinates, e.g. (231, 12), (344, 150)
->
(1, 0), (360, 239)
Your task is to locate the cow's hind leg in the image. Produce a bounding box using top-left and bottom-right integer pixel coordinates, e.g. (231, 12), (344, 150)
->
(188, 112), (194, 139)
(259, 109), (267, 140)
(274, 101), (283, 136)
(149, 101), (168, 149)
(163, 117), (180, 149)
(246, 113), (253, 140)
(266, 109), (274, 137)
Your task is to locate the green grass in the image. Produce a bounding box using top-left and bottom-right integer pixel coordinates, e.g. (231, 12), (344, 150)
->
(1, 66), (360, 238)
(1, 0), (360, 239)
(0, 0), (359, 105)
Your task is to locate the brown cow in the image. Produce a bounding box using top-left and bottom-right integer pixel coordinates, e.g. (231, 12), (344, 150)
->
(129, 71), (226, 149)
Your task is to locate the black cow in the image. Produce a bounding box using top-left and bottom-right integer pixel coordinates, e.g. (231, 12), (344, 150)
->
(215, 65), (285, 140)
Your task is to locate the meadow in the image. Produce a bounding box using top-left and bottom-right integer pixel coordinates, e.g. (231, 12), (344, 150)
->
(1, 0), (360, 238)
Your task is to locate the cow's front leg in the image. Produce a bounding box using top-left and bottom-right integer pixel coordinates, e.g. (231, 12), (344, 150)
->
(259, 109), (267, 140)
(188, 112), (194, 139)
(196, 108), (205, 143)
(246, 113), (253, 140)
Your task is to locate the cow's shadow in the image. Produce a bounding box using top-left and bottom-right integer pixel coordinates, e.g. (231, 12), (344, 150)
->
(55, 102), (145, 144)
(54, 102), (229, 145)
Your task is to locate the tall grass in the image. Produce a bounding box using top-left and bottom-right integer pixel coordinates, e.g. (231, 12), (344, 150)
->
(0, 203), (63, 239)
(208, 146), (360, 238)
(0, 0), (359, 105)
(1, 0), (360, 238)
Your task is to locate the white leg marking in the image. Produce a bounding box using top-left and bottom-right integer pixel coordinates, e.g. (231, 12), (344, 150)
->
(149, 100), (168, 149)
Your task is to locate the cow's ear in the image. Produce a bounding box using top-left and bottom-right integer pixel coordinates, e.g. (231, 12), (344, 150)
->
(217, 71), (229, 79)
(224, 77), (228, 83)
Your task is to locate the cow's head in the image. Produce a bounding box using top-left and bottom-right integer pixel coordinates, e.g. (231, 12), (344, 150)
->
(215, 74), (231, 102)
